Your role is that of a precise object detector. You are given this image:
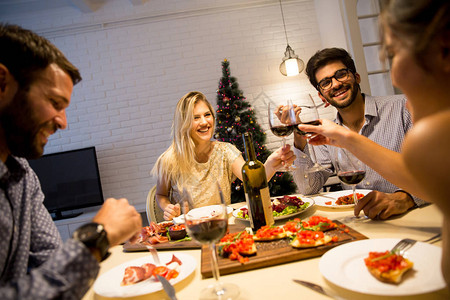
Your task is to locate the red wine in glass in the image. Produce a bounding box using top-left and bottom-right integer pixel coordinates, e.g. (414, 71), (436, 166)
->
(337, 170), (366, 185)
(186, 218), (227, 244)
(181, 183), (240, 300)
(270, 125), (294, 137)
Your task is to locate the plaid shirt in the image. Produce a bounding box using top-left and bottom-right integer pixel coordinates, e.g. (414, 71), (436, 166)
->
(292, 94), (426, 206)
(0, 156), (99, 299)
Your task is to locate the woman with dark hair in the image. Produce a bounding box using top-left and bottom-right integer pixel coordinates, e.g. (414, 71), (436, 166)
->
(298, 0), (450, 287)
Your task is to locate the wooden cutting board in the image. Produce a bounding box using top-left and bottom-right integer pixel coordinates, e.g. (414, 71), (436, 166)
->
(201, 220), (368, 278)
(122, 239), (201, 251)
(122, 224), (246, 251)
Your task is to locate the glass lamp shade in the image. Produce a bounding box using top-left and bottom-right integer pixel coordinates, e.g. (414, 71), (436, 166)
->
(279, 45), (304, 76)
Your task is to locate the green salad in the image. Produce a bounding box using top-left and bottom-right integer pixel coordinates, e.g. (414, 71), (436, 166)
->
(237, 196), (309, 219)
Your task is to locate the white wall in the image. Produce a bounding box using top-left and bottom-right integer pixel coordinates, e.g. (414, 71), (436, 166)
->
(1, 0), (338, 210)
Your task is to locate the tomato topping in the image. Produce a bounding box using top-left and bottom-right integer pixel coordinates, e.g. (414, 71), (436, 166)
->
(296, 230), (324, 244)
(255, 225), (284, 238)
(305, 216), (337, 230)
(170, 224), (185, 231)
(325, 201), (332, 205)
(219, 231), (254, 264)
(336, 193), (364, 205)
(152, 266), (169, 278)
(283, 218), (303, 233)
(165, 269), (179, 280)
(364, 251), (409, 272)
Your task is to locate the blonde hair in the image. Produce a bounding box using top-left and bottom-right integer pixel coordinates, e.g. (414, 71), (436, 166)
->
(152, 91), (216, 188)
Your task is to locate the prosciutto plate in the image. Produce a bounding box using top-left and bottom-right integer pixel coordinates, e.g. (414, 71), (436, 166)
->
(93, 252), (196, 297)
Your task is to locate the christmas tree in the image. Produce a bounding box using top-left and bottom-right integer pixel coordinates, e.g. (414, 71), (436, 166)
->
(214, 59), (297, 203)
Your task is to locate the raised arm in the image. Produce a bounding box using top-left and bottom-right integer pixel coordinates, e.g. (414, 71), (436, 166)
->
(230, 145), (295, 182)
(298, 119), (425, 199)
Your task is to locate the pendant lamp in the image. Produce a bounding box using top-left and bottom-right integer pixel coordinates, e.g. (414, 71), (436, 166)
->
(278, 0), (304, 76)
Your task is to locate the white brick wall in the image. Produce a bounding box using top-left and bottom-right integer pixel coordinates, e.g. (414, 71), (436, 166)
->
(2, 0), (336, 209)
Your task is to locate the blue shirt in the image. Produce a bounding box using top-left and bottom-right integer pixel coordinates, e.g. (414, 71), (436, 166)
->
(292, 94), (426, 206)
(0, 156), (99, 299)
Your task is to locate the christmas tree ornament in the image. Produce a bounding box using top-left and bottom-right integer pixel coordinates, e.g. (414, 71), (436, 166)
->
(235, 116), (240, 122)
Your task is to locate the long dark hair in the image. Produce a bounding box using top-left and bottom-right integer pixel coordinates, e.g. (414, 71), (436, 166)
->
(379, 0), (450, 70)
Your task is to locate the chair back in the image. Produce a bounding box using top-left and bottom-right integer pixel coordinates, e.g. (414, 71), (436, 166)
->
(146, 185), (165, 224)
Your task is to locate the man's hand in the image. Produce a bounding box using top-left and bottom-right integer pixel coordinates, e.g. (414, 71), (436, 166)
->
(163, 203), (181, 221)
(354, 191), (415, 220)
(93, 198), (142, 246)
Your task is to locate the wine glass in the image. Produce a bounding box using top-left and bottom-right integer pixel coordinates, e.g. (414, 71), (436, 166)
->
(298, 94), (326, 173)
(268, 100), (297, 171)
(181, 183), (239, 300)
(335, 147), (366, 205)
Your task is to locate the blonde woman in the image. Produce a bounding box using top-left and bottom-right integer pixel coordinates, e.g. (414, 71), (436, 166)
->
(152, 91), (295, 221)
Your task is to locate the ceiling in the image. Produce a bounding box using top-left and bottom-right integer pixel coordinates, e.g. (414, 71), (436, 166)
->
(0, 0), (144, 14)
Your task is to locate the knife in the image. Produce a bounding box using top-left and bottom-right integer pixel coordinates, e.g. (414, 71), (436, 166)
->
(157, 275), (178, 300)
(293, 279), (347, 300)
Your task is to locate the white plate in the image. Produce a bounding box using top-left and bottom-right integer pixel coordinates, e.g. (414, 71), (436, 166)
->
(93, 252), (196, 298)
(311, 189), (372, 208)
(232, 195), (314, 222)
(319, 238), (446, 296)
(173, 206), (233, 224)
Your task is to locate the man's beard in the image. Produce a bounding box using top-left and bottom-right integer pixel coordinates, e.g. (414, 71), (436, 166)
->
(323, 82), (361, 109)
(0, 90), (54, 159)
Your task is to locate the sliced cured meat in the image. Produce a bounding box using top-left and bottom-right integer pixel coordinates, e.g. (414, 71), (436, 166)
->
(141, 263), (156, 279)
(121, 266), (145, 286)
(166, 254), (182, 266)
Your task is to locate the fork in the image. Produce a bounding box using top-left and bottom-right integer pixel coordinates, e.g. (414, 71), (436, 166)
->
(143, 242), (161, 265)
(390, 238), (416, 255)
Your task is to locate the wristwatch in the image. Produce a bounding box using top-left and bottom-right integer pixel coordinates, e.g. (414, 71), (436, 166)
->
(72, 222), (110, 262)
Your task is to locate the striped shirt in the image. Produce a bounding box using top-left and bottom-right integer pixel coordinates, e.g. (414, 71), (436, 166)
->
(292, 94), (426, 206)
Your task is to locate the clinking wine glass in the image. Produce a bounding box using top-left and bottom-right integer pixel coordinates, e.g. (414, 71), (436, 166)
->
(335, 147), (368, 222)
(268, 100), (297, 171)
(298, 94), (326, 173)
(181, 183), (239, 300)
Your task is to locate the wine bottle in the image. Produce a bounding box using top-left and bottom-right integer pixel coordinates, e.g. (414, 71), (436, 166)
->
(241, 132), (274, 230)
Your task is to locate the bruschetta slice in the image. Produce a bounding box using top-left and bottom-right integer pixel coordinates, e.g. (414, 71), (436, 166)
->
(364, 251), (413, 284)
(290, 230), (332, 248)
(253, 225), (287, 241)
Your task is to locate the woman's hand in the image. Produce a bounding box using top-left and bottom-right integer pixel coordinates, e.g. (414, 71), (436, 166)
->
(265, 144), (296, 178)
(297, 119), (351, 148)
(163, 203), (181, 221)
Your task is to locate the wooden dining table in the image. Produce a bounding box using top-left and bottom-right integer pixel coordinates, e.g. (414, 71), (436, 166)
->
(82, 196), (449, 300)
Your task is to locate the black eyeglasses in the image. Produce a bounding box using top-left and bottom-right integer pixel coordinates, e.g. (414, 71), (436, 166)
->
(317, 68), (352, 91)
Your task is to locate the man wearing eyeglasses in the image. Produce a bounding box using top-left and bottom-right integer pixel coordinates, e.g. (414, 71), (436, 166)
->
(292, 47), (426, 220)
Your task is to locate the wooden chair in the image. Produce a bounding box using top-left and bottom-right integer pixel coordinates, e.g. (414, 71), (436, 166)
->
(146, 185), (165, 224)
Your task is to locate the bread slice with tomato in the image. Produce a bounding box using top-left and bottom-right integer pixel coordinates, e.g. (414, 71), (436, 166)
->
(253, 225), (287, 241)
(217, 230), (256, 264)
(290, 230), (332, 248)
(364, 251), (413, 284)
